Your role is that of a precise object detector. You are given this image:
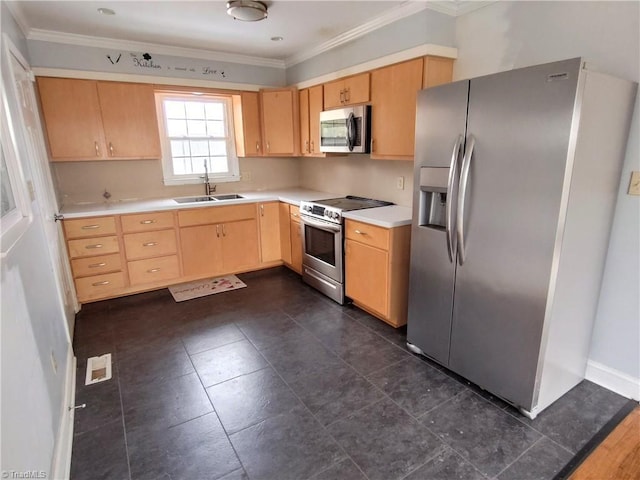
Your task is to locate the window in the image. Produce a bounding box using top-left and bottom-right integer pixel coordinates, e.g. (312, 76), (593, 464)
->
(1, 90), (32, 256)
(156, 92), (239, 185)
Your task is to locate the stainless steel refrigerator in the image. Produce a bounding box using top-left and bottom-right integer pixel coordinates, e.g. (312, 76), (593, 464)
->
(407, 58), (637, 419)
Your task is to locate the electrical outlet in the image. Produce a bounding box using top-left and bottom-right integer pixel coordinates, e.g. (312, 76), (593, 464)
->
(396, 176), (405, 190)
(628, 171), (640, 196)
(243, 171), (252, 181)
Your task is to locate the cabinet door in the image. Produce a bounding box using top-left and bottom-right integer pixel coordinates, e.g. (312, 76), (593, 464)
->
(370, 58), (423, 159)
(180, 225), (222, 277)
(343, 73), (370, 105)
(37, 77), (106, 160)
(261, 88), (296, 156)
(279, 203), (292, 265)
(423, 56), (454, 89)
(323, 80), (345, 110)
(299, 89), (310, 155)
(258, 202), (281, 263)
(221, 219), (260, 272)
(290, 219), (302, 274)
(345, 239), (389, 317)
(97, 82), (161, 159)
(308, 85), (323, 155)
(234, 92), (262, 157)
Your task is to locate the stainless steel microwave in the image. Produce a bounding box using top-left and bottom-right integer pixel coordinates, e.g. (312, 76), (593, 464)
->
(319, 105), (371, 153)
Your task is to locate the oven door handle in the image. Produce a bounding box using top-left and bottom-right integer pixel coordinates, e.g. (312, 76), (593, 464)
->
(299, 216), (342, 233)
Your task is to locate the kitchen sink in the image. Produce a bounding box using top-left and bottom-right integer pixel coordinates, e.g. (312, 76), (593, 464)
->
(173, 196), (218, 203)
(211, 194), (244, 200)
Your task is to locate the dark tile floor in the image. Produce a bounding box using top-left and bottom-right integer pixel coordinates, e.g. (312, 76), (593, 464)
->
(70, 267), (629, 480)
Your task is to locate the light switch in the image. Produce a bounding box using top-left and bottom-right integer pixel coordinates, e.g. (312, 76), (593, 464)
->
(396, 176), (405, 190)
(628, 171), (640, 196)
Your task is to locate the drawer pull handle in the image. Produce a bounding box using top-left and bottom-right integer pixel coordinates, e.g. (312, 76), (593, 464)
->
(216, 225), (220, 238)
(292, 213), (299, 217)
(88, 262), (107, 268)
(140, 220), (156, 225)
(81, 224), (101, 230)
(92, 281), (110, 286)
(85, 244), (103, 249)
(109, 142), (114, 156)
(143, 242), (158, 247)
(354, 230), (365, 235)
(94, 141), (100, 157)
(147, 268), (161, 273)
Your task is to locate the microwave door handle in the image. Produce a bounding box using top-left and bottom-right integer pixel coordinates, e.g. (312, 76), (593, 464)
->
(346, 112), (356, 152)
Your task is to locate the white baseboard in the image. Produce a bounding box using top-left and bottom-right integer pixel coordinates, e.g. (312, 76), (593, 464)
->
(51, 348), (77, 479)
(585, 360), (640, 401)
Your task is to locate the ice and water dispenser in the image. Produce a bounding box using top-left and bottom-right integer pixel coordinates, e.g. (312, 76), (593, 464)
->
(418, 167), (451, 230)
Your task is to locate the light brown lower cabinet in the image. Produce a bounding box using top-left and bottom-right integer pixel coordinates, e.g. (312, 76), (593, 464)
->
(278, 202), (303, 274)
(258, 202), (281, 264)
(345, 219), (411, 327)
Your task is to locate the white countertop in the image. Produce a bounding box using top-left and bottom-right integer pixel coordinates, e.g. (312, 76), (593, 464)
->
(342, 205), (412, 228)
(59, 188), (413, 227)
(59, 188), (335, 219)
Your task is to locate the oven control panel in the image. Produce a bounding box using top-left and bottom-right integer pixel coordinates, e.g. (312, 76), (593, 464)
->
(300, 202), (342, 224)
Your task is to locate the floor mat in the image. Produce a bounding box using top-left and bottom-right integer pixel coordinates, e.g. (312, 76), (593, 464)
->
(168, 274), (247, 302)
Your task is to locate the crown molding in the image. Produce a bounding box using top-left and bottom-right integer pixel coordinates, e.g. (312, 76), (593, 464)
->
(27, 29), (286, 69)
(285, 1), (429, 68)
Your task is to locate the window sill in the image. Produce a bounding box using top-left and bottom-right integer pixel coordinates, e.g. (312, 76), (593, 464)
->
(162, 175), (241, 186)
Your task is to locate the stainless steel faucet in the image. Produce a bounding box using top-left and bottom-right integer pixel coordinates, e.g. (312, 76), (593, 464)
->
(202, 160), (216, 195)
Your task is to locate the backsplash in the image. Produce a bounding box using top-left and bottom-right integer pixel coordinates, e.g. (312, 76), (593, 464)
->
(52, 156), (300, 205)
(299, 155), (414, 207)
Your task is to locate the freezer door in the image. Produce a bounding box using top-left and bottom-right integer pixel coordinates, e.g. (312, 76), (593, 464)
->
(407, 81), (469, 365)
(449, 58), (582, 409)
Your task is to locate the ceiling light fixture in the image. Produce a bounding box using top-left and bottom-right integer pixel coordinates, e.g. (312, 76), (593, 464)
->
(226, 1), (268, 22)
(97, 7), (115, 15)
(270, 36), (283, 42)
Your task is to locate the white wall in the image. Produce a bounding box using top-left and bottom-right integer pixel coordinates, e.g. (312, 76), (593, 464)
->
(1, 3), (71, 475)
(454, 1), (640, 381)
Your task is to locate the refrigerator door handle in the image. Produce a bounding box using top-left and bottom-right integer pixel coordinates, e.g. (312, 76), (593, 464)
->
(446, 135), (463, 262)
(457, 134), (476, 265)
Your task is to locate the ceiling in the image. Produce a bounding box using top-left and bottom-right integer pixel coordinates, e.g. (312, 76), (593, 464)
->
(7, 1), (487, 66)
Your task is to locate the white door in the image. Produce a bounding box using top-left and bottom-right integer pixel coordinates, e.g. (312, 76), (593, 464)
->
(5, 39), (78, 338)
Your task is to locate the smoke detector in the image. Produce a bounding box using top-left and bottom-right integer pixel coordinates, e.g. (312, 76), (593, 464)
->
(227, 1), (268, 21)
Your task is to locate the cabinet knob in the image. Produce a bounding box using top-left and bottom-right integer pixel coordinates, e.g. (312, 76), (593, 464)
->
(310, 140), (314, 153)
(354, 229), (365, 235)
(216, 225), (220, 238)
(108, 142), (114, 156)
(305, 140), (309, 153)
(256, 141), (260, 153)
(339, 89), (345, 103)
(260, 204), (264, 217)
(94, 141), (100, 157)
(345, 88), (350, 103)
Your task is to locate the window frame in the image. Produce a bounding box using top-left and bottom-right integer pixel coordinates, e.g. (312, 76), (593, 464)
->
(1, 89), (32, 257)
(155, 91), (240, 186)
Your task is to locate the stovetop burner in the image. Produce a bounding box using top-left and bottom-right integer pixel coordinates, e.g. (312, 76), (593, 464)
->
(299, 195), (393, 224)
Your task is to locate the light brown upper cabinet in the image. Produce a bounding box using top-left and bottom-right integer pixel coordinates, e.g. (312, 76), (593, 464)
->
(299, 85), (324, 156)
(233, 91), (263, 157)
(370, 57), (451, 161)
(37, 77), (161, 161)
(423, 56), (455, 89)
(259, 87), (299, 156)
(323, 73), (370, 109)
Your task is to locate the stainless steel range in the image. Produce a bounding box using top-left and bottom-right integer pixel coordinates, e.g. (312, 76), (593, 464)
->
(299, 195), (393, 304)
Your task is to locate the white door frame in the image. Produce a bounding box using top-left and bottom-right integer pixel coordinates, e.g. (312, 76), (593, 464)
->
(3, 35), (79, 340)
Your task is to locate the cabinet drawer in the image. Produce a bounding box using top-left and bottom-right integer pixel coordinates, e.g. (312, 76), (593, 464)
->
(75, 272), (126, 301)
(64, 216), (116, 239)
(123, 229), (177, 260)
(178, 204), (256, 227)
(345, 220), (390, 250)
(121, 211), (175, 233)
(128, 255), (180, 286)
(68, 236), (119, 258)
(290, 205), (300, 220)
(71, 253), (122, 278)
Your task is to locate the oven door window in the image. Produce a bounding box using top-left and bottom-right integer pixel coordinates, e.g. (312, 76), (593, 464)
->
(304, 224), (336, 266)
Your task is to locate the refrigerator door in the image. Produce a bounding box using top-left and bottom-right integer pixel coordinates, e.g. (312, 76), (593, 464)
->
(407, 80), (469, 365)
(449, 58), (582, 409)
